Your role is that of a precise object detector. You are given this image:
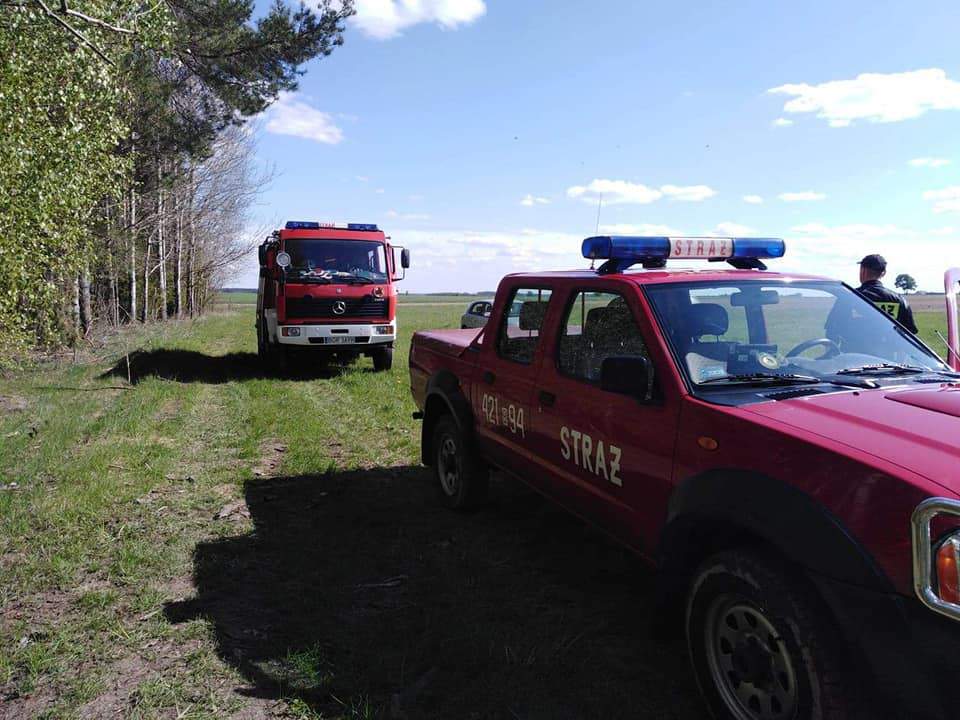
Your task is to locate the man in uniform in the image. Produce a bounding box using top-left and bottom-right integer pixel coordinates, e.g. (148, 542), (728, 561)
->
(855, 254), (918, 333)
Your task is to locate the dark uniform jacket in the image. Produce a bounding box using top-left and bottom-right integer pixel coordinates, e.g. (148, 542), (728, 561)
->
(856, 279), (918, 333)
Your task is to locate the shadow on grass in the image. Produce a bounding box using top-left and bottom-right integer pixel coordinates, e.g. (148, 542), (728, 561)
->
(165, 467), (702, 719)
(99, 349), (362, 384)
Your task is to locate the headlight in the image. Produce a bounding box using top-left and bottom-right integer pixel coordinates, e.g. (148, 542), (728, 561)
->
(374, 325), (393, 335)
(281, 327), (301, 337)
(912, 497), (960, 620)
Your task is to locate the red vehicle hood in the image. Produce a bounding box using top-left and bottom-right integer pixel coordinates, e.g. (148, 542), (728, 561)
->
(744, 384), (960, 494)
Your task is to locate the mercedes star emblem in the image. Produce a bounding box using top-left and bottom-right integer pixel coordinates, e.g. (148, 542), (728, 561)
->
(333, 300), (347, 315)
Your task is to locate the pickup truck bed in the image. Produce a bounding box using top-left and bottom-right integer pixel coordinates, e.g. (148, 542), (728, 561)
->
(409, 328), (480, 409)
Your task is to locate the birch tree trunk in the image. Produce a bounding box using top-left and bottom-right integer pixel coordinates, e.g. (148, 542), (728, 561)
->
(129, 183), (138, 323)
(143, 227), (151, 322)
(79, 266), (92, 334)
(174, 183), (183, 318)
(156, 158), (168, 321)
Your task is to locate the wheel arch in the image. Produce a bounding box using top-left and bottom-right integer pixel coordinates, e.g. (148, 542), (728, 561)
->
(421, 370), (476, 466)
(658, 469), (893, 600)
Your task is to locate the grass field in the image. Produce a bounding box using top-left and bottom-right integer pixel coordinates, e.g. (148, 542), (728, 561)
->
(0, 300), (951, 719)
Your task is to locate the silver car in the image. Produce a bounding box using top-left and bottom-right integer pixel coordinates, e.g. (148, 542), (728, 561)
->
(460, 300), (493, 329)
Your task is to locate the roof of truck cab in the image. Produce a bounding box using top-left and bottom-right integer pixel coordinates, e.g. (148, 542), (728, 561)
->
(280, 227), (387, 241)
(501, 267), (833, 286)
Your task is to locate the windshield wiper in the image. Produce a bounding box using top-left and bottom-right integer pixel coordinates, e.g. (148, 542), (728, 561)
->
(836, 363), (926, 376)
(700, 373), (821, 386)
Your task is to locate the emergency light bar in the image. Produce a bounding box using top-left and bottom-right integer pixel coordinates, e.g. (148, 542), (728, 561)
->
(284, 221), (380, 231)
(582, 235), (786, 273)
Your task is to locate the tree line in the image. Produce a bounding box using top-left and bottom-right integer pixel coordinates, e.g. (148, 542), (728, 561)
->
(0, 0), (355, 364)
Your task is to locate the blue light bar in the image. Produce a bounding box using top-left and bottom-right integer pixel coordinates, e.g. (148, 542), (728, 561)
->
(582, 235), (785, 261)
(284, 221), (380, 231)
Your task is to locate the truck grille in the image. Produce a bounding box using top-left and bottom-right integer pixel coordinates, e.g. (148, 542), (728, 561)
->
(285, 296), (388, 319)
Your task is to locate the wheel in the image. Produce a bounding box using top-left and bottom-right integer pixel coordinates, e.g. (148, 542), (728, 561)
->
(431, 414), (487, 509)
(263, 342), (287, 372)
(256, 319), (268, 359)
(686, 550), (863, 720)
(372, 346), (393, 372)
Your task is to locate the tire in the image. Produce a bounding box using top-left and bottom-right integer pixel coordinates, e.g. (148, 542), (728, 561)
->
(686, 550), (864, 720)
(431, 414), (487, 509)
(372, 346), (393, 372)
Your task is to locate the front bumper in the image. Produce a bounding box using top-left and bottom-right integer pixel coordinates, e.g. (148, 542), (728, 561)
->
(276, 321), (395, 347)
(813, 573), (960, 719)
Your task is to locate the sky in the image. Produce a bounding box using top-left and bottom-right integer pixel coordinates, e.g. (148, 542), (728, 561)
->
(229, 0), (960, 293)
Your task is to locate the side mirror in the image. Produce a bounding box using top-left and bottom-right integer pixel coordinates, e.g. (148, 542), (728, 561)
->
(600, 355), (655, 401)
(401, 248), (410, 269)
(276, 251), (291, 269)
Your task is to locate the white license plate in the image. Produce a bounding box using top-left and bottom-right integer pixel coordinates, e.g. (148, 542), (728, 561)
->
(326, 336), (353, 344)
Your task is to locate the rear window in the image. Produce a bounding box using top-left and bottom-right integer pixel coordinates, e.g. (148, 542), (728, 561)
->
(496, 288), (553, 364)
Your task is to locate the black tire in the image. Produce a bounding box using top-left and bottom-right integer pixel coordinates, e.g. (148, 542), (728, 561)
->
(686, 550), (864, 720)
(372, 346), (393, 372)
(431, 414), (487, 509)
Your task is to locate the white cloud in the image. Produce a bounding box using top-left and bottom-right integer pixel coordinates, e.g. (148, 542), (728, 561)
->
(910, 157), (951, 168)
(386, 210), (431, 221)
(781, 222), (956, 291)
(352, 0), (486, 40)
(520, 194), (551, 207)
(923, 186), (960, 213)
(598, 223), (683, 235)
(768, 68), (960, 127)
(779, 191), (826, 202)
(743, 195), (764, 204)
(931, 226), (956, 235)
(356, 175), (370, 182)
(661, 184), (717, 202)
(712, 222), (755, 236)
(567, 179), (715, 205)
(772, 117), (793, 127)
(265, 93), (344, 144)
(568, 179), (661, 205)
(375, 188), (385, 194)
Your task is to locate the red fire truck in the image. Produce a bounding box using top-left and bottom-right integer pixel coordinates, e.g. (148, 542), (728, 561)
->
(410, 236), (960, 720)
(257, 221), (409, 371)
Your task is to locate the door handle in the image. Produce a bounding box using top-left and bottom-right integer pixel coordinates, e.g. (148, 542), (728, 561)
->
(538, 390), (556, 407)
(482, 370), (496, 385)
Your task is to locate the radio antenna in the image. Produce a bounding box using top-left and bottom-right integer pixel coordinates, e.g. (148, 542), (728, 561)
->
(594, 193), (603, 233)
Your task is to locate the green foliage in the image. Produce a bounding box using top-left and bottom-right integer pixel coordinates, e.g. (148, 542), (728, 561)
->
(895, 273), (917, 293)
(0, 1), (171, 362)
(0, 0), (354, 366)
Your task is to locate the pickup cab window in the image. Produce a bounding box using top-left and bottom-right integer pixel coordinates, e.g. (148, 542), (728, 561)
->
(557, 291), (650, 385)
(497, 288), (553, 364)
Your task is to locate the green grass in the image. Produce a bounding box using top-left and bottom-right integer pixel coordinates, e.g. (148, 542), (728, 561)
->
(0, 298), (950, 719)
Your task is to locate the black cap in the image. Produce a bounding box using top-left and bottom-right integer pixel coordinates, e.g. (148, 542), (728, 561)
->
(858, 254), (887, 272)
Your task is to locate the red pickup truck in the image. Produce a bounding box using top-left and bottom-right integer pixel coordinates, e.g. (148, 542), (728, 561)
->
(409, 236), (960, 720)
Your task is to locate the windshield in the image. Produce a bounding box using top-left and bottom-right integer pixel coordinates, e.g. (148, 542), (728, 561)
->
(645, 280), (949, 386)
(283, 238), (388, 283)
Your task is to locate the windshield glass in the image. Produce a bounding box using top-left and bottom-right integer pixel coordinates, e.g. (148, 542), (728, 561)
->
(645, 280), (949, 385)
(283, 238), (388, 283)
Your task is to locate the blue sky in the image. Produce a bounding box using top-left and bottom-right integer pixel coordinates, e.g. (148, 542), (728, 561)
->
(231, 0), (960, 292)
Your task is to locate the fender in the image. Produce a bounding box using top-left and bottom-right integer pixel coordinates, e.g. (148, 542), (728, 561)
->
(421, 370), (477, 466)
(660, 469), (892, 593)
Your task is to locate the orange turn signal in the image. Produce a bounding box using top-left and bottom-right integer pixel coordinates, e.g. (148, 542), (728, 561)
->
(697, 436), (719, 451)
(936, 536), (960, 605)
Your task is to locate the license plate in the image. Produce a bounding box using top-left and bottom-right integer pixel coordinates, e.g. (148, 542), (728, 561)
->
(325, 336), (353, 344)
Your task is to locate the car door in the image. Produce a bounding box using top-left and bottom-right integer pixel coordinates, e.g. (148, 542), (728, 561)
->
(530, 284), (680, 552)
(472, 284), (554, 475)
